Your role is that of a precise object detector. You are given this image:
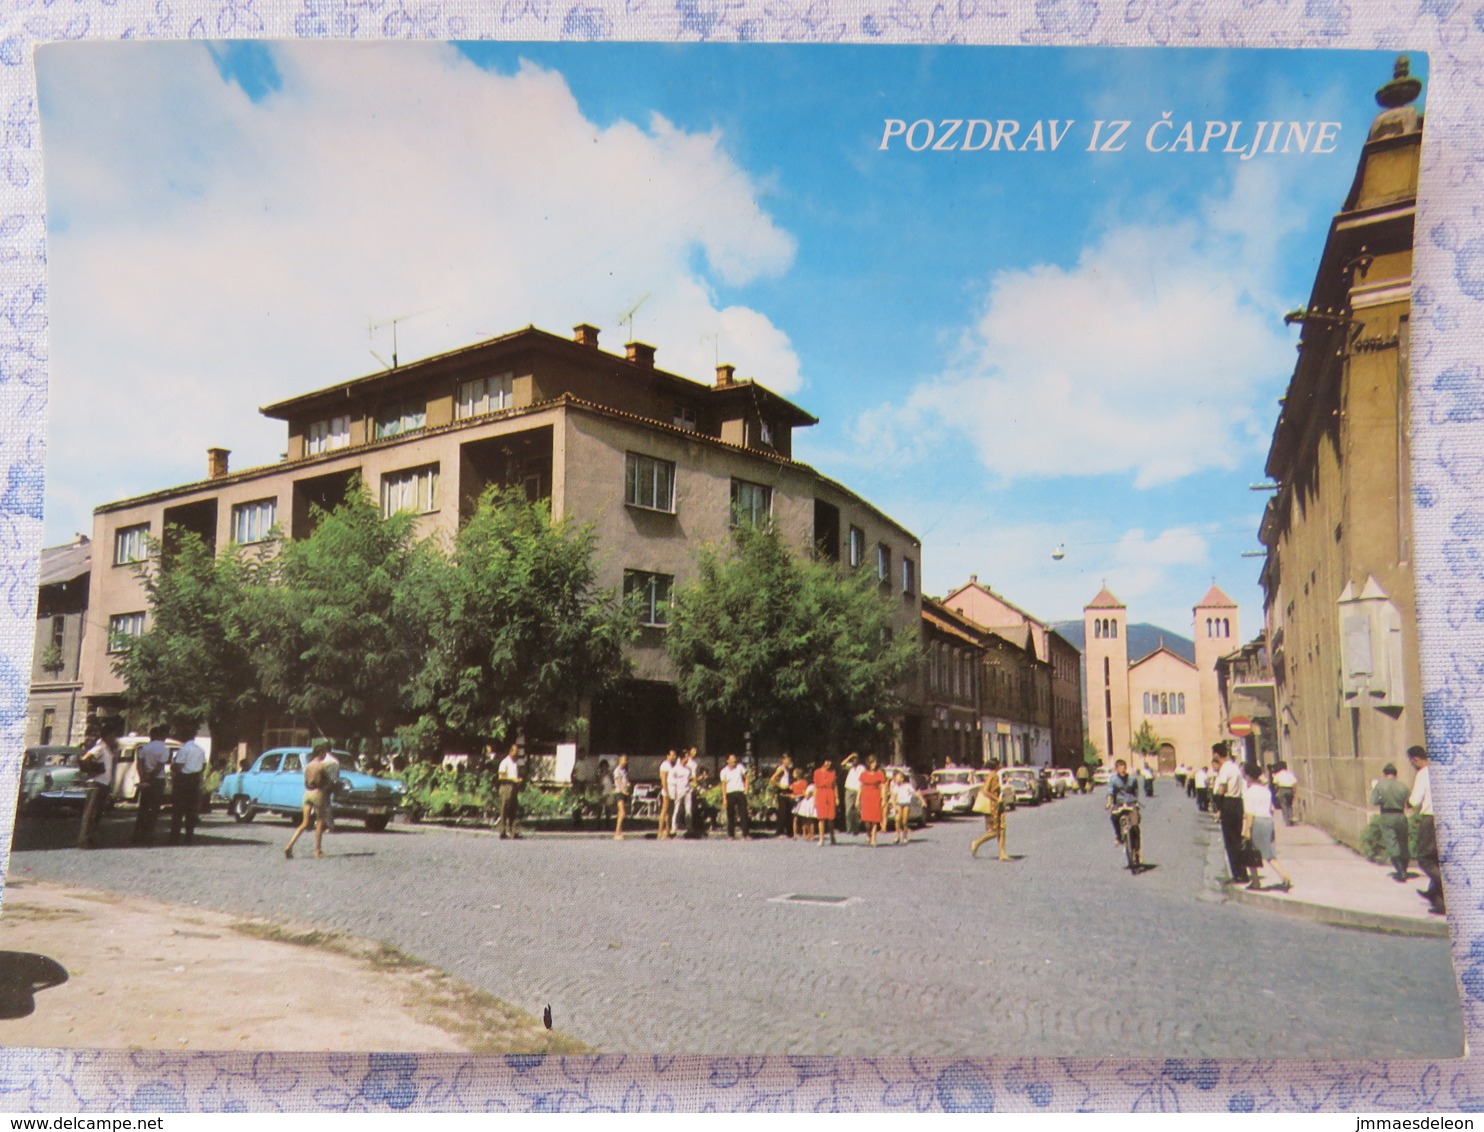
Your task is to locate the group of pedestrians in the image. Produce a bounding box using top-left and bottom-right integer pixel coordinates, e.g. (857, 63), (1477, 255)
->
(1370, 746), (1444, 915)
(75, 720), (208, 850)
(1189, 743), (1295, 893)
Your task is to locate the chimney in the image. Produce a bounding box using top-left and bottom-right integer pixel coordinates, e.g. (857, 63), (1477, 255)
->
(970, 574), (978, 585)
(626, 341), (656, 368)
(715, 363), (736, 387)
(573, 323), (600, 348)
(207, 448), (230, 479)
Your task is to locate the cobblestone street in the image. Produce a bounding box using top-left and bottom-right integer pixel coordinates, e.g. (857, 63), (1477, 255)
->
(4, 788), (1464, 1057)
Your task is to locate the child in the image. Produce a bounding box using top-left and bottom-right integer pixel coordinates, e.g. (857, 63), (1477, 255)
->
(796, 781), (818, 841)
(890, 771), (917, 844)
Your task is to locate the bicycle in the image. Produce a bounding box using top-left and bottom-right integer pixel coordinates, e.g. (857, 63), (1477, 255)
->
(1113, 802), (1142, 871)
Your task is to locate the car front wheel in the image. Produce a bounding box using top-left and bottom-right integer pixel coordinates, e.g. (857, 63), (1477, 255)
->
(229, 795), (256, 823)
(364, 814), (391, 832)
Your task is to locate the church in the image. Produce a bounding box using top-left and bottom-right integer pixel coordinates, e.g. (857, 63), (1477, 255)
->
(1083, 584), (1239, 772)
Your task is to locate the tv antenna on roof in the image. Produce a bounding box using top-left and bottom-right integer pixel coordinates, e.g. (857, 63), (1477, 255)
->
(616, 293), (651, 342)
(368, 306), (440, 370)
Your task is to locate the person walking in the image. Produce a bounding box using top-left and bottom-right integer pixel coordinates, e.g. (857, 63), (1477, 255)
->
(770, 754), (795, 839)
(719, 753), (751, 839)
(76, 720), (121, 850)
(1212, 744), (1251, 884)
(285, 741), (332, 859)
(970, 760), (1008, 860)
(1370, 762), (1411, 882)
(1193, 762), (1211, 812)
(1408, 746), (1444, 916)
(1272, 762), (1298, 826)
(132, 725), (172, 846)
(319, 744), (341, 832)
(842, 752), (863, 836)
(812, 758), (838, 846)
(168, 726), (207, 844)
(889, 771), (919, 845)
(857, 756), (887, 847)
(1241, 761), (1292, 892)
(497, 744), (523, 840)
(612, 754), (633, 840)
(657, 750), (676, 840)
(1140, 763), (1155, 798)
(1075, 763), (1090, 795)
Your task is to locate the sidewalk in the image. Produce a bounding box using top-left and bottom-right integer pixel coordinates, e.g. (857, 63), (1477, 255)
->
(1199, 811), (1448, 937)
(0, 877), (587, 1052)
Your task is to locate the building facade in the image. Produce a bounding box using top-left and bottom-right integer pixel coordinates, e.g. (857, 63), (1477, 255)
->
(940, 576), (1081, 767)
(27, 537), (91, 749)
(1081, 584), (1241, 770)
(81, 323), (923, 761)
(1258, 58), (1425, 848)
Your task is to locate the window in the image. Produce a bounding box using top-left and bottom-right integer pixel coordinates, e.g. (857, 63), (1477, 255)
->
(624, 453), (675, 512)
(730, 478), (772, 528)
(113, 524), (149, 566)
(306, 415), (351, 455)
(902, 557), (916, 596)
(49, 615), (64, 652)
(231, 498), (278, 545)
(39, 707), (54, 746)
(848, 526), (865, 568)
(380, 464), (439, 516)
(258, 753), (282, 774)
(876, 543), (891, 585)
(107, 611), (146, 653)
(758, 420), (774, 446)
(375, 398), (427, 439)
(456, 373), (513, 419)
(673, 405), (698, 432)
(624, 570), (674, 627)
(281, 753), (302, 773)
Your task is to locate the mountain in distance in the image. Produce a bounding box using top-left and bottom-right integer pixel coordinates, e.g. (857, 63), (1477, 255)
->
(1050, 621), (1195, 665)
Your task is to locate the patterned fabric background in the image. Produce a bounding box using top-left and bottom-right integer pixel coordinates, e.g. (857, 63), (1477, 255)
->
(0, 0), (1481, 1113)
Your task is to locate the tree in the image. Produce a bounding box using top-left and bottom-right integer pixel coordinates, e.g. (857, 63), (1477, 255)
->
(667, 523), (919, 754)
(401, 487), (633, 756)
(1083, 731), (1101, 767)
(1130, 720), (1164, 762)
(249, 486), (433, 749)
(116, 531), (265, 751)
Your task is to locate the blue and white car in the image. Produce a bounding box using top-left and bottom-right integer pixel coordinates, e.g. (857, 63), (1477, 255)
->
(216, 748), (405, 831)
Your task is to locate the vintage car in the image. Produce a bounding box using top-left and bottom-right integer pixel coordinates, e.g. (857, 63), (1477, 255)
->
(216, 748), (405, 831)
(1048, 768), (1077, 797)
(111, 734), (182, 803)
(931, 767), (986, 816)
(16, 745), (87, 813)
(1000, 767), (1041, 807)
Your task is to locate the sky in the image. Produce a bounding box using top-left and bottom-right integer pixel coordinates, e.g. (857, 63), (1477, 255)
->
(36, 41), (1422, 635)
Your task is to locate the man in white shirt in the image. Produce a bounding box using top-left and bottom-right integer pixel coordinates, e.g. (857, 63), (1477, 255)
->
(1408, 746), (1443, 915)
(169, 726), (208, 844)
(1212, 744), (1251, 884)
(842, 753), (864, 835)
(1271, 762), (1298, 826)
(719, 753), (751, 839)
(1193, 763), (1210, 811)
(497, 745), (523, 839)
(669, 749), (695, 836)
(77, 720), (121, 849)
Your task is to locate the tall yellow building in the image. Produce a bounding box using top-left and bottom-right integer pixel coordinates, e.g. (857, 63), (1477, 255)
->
(1258, 57), (1425, 847)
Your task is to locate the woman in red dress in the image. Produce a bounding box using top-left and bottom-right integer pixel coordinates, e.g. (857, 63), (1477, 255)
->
(857, 755), (888, 847)
(813, 759), (838, 846)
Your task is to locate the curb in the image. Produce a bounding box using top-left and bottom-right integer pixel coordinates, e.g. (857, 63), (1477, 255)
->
(1198, 811), (1448, 938)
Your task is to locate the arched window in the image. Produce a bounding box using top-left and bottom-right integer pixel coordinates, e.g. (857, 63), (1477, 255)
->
(1177, 693), (1186, 715)
(1143, 692), (1151, 714)
(1160, 692), (1169, 714)
(1110, 620), (1118, 639)
(1094, 620), (1102, 639)
(1223, 618), (1230, 638)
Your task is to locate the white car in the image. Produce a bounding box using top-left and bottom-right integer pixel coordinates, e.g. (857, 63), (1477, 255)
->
(931, 767), (986, 815)
(1048, 768), (1077, 797)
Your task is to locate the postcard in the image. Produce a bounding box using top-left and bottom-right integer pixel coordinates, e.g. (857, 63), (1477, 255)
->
(0, 40), (1465, 1065)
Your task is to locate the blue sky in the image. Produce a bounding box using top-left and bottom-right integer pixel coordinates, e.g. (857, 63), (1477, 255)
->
(36, 41), (1420, 634)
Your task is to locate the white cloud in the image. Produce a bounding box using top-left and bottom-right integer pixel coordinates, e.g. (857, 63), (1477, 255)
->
(41, 43), (801, 539)
(855, 194), (1297, 489)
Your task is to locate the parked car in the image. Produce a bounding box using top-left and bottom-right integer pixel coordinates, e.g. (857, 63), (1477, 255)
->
(216, 748), (405, 831)
(1048, 768), (1077, 797)
(1092, 766), (1113, 786)
(16, 745), (87, 814)
(931, 767), (986, 816)
(1000, 767), (1041, 807)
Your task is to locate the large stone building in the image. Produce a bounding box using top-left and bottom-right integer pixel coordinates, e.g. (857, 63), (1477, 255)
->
(919, 597), (1053, 768)
(26, 536), (91, 749)
(81, 323), (922, 761)
(1257, 58), (1425, 847)
(940, 577), (1082, 767)
(1082, 584), (1240, 771)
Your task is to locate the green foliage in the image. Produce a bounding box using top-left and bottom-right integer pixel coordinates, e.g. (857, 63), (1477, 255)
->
(667, 524), (919, 753)
(39, 641), (65, 675)
(250, 486), (432, 748)
(1130, 720), (1164, 757)
(1359, 812), (1420, 862)
(517, 783), (581, 820)
(402, 487), (634, 755)
(1083, 732), (1101, 766)
(116, 531), (266, 749)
